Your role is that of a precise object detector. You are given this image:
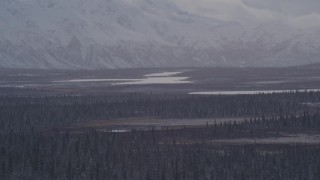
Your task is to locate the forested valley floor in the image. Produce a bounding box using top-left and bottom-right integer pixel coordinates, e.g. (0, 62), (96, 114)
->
(1, 92), (320, 179)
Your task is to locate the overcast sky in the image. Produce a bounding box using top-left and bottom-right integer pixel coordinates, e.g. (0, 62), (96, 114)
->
(172, 0), (320, 28)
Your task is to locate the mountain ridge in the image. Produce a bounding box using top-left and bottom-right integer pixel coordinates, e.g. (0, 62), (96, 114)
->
(0, 0), (320, 69)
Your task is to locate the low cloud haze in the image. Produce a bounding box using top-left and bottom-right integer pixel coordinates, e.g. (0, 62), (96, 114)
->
(172, 0), (320, 28)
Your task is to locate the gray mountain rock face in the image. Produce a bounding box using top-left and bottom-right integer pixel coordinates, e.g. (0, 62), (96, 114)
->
(0, 0), (319, 69)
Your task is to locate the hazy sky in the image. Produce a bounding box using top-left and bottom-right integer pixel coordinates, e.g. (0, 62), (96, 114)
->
(172, 0), (320, 28)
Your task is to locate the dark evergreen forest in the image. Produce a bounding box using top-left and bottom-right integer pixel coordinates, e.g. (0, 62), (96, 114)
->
(1, 92), (320, 179)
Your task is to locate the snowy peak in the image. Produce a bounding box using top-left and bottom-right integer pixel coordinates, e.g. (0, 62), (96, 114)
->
(0, 0), (320, 69)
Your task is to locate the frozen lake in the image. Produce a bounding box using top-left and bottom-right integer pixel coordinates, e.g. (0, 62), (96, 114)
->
(255, 81), (285, 84)
(144, 72), (182, 77)
(55, 72), (192, 85)
(55, 79), (138, 83)
(210, 134), (320, 145)
(190, 89), (320, 95)
(112, 77), (191, 85)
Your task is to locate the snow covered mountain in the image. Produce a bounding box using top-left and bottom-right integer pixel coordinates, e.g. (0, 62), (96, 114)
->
(0, 0), (320, 69)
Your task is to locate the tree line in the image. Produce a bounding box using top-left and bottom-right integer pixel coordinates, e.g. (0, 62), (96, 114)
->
(1, 91), (319, 132)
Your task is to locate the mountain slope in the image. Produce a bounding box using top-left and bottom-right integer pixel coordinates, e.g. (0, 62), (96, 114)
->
(0, 0), (320, 69)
